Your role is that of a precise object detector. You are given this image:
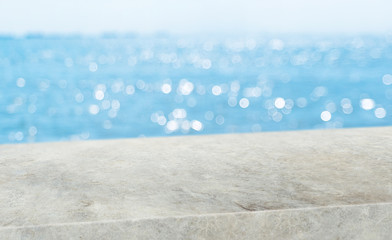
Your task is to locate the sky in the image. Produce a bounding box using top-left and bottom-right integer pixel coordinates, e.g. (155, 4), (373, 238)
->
(0, 0), (391, 35)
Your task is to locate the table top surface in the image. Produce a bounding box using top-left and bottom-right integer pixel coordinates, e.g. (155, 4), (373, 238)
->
(1, 127), (392, 228)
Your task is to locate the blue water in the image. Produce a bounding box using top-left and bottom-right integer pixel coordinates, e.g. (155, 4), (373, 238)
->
(1, 34), (392, 143)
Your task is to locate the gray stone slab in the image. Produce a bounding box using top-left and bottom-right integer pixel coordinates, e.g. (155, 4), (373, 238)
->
(1, 127), (392, 239)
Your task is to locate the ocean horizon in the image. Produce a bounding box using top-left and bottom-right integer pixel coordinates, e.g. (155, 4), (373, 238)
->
(1, 33), (392, 143)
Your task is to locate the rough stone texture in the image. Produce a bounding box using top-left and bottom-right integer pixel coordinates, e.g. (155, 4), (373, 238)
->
(1, 127), (392, 239)
(2, 203), (392, 240)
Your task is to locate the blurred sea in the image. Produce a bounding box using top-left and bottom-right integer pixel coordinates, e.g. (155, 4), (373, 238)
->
(1, 34), (392, 143)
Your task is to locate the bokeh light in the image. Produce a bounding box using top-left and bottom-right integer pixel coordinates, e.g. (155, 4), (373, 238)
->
(1, 34), (392, 143)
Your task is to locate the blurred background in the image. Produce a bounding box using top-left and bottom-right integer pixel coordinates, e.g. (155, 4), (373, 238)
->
(1, 0), (392, 143)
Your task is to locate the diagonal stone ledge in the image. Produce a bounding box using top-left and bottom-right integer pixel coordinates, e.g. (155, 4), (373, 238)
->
(1, 127), (392, 239)
(1, 203), (392, 240)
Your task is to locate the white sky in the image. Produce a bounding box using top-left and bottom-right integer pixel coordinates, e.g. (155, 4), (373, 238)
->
(0, 0), (391, 34)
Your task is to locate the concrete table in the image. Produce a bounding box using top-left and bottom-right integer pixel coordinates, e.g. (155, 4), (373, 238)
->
(1, 127), (391, 239)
